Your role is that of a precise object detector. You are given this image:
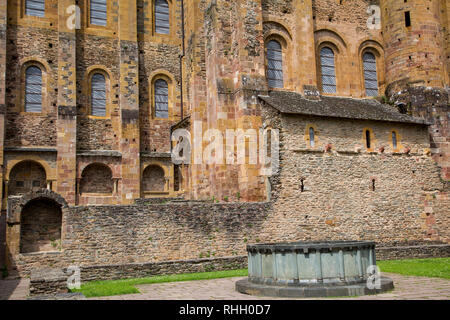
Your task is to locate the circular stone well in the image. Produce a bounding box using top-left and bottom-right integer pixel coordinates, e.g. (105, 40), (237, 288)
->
(235, 241), (394, 298)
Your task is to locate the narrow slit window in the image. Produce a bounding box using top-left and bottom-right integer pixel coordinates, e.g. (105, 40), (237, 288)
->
(405, 11), (411, 27)
(392, 131), (398, 150)
(25, 66), (43, 113)
(266, 40), (284, 88)
(365, 130), (371, 149)
(266, 129), (272, 159)
(154, 79), (169, 118)
(90, 0), (107, 26)
(155, 0), (170, 35)
(363, 52), (379, 97)
(309, 127), (315, 148)
(320, 47), (336, 94)
(26, 0), (45, 17)
(91, 73), (107, 117)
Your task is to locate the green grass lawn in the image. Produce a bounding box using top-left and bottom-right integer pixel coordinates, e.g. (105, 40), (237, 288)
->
(71, 269), (248, 298)
(72, 258), (449, 298)
(377, 257), (450, 279)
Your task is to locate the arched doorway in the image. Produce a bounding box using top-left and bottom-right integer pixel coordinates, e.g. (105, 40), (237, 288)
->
(9, 161), (47, 196)
(142, 165), (166, 192)
(20, 198), (62, 253)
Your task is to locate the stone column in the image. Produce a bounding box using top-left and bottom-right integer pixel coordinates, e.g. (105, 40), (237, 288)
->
(119, 0), (140, 204)
(293, 0), (317, 92)
(184, 0), (210, 200)
(56, 0), (78, 205)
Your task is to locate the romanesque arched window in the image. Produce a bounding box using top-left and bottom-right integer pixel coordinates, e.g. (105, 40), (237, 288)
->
(266, 40), (283, 88)
(90, 0), (107, 26)
(155, 0), (170, 34)
(26, 0), (45, 17)
(25, 66), (43, 113)
(91, 73), (107, 117)
(363, 52), (379, 97)
(154, 79), (169, 118)
(320, 47), (336, 94)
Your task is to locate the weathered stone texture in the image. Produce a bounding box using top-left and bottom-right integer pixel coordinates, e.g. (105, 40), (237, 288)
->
(312, 0), (379, 30)
(5, 114), (57, 147)
(261, 107), (448, 243)
(8, 196), (449, 276)
(262, 0), (294, 15)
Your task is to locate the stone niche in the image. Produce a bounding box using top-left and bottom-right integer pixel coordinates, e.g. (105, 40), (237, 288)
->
(6, 190), (68, 260)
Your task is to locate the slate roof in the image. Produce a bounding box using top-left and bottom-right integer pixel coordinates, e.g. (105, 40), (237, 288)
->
(258, 90), (429, 125)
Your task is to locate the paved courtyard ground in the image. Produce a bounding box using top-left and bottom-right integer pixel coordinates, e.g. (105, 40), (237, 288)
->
(1, 273), (449, 300)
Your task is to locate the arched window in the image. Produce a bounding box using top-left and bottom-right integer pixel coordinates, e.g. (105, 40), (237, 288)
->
(155, 0), (170, 34)
(363, 52), (378, 96)
(309, 127), (315, 148)
(90, 0), (107, 26)
(320, 47), (336, 94)
(392, 131), (398, 150)
(91, 73), (107, 117)
(26, 0), (45, 17)
(25, 66), (43, 113)
(266, 40), (283, 88)
(154, 79), (169, 118)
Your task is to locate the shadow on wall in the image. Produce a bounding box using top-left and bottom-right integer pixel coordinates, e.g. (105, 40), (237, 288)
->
(0, 279), (23, 300)
(0, 212), (5, 271)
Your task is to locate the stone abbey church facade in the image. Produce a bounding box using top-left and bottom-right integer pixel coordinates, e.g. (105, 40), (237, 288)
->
(0, 0), (448, 275)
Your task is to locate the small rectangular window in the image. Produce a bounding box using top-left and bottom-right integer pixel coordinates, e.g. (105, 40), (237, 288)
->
(16, 181), (25, 188)
(405, 11), (411, 27)
(33, 180), (42, 187)
(25, 0), (45, 17)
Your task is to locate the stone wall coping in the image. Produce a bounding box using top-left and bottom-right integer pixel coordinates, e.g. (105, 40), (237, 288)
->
(140, 152), (172, 158)
(72, 201), (271, 209)
(70, 255), (247, 271)
(31, 268), (67, 282)
(4, 147), (57, 153)
(77, 150), (122, 158)
(377, 244), (450, 250)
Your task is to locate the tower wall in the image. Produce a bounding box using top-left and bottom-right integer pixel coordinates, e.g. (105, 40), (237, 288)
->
(381, 0), (448, 94)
